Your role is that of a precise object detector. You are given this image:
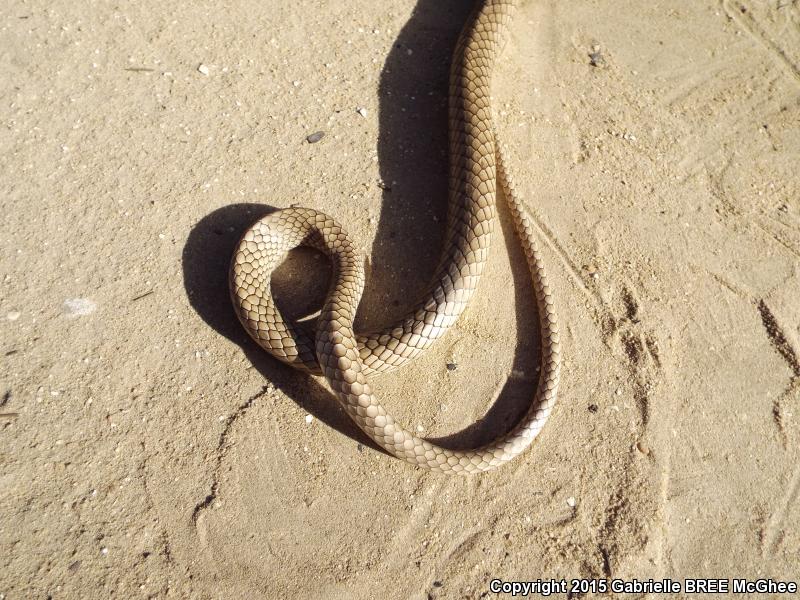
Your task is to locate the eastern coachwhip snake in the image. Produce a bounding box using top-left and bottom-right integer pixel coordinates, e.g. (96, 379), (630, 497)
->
(230, 0), (560, 474)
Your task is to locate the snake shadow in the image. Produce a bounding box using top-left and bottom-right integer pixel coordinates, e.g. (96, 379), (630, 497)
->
(182, 0), (543, 458)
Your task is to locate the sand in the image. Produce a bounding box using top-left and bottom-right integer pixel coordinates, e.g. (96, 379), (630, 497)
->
(1, 0), (799, 597)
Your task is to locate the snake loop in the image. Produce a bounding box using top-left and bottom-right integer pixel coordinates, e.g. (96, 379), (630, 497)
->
(230, 0), (560, 474)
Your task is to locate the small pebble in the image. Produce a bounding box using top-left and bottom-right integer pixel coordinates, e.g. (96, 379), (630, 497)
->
(305, 414), (313, 424)
(63, 298), (97, 317)
(589, 51), (604, 67)
(7, 311), (20, 321)
(566, 497), (576, 508)
(197, 64), (210, 75)
(100, 547), (108, 555)
(357, 107), (368, 118)
(615, 387), (622, 396)
(306, 131), (325, 144)
(446, 362), (457, 371)
(636, 441), (650, 455)
(588, 403), (598, 413)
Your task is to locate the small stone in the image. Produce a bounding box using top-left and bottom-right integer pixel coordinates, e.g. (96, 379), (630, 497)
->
(7, 311), (20, 321)
(100, 547), (108, 555)
(197, 64), (210, 75)
(63, 298), (97, 318)
(566, 497), (576, 508)
(446, 362), (457, 371)
(636, 441), (650, 455)
(615, 387), (622, 396)
(305, 414), (313, 424)
(588, 403), (598, 413)
(357, 107), (368, 118)
(306, 131), (325, 144)
(589, 51), (604, 67)
(292, 80), (301, 87)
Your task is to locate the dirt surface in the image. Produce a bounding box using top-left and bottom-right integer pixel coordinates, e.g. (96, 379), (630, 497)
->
(2, 0), (799, 598)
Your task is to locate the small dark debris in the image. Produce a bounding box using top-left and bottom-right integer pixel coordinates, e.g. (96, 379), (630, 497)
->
(588, 403), (599, 413)
(356, 443), (364, 453)
(432, 581), (443, 588)
(589, 52), (604, 67)
(377, 180), (392, 191)
(446, 362), (457, 371)
(125, 67), (155, 73)
(1, 390), (10, 407)
(142, 551), (151, 559)
(68, 560), (81, 573)
(131, 290), (154, 302)
(306, 131), (325, 144)
(5, 349), (18, 356)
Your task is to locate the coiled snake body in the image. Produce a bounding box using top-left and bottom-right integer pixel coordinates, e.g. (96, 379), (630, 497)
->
(230, 0), (560, 474)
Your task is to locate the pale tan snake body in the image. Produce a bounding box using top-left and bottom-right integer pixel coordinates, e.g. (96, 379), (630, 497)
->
(230, 0), (561, 474)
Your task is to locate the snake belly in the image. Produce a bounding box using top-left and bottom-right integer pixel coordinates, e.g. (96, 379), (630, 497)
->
(229, 0), (561, 474)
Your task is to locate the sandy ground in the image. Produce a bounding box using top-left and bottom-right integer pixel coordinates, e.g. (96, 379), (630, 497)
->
(2, 0), (799, 597)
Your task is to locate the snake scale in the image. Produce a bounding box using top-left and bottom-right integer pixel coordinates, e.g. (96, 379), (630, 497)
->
(230, 0), (560, 474)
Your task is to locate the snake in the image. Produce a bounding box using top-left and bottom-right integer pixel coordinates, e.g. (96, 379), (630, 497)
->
(229, 0), (560, 474)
